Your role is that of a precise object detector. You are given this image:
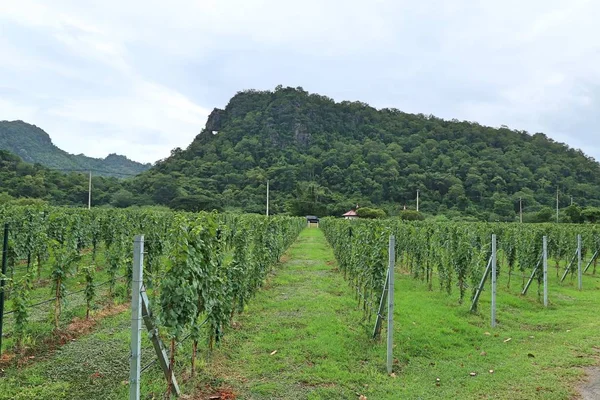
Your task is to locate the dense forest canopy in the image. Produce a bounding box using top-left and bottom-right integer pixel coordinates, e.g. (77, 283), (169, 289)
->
(0, 150), (125, 206)
(127, 86), (600, 221)
(0, 120), (151, 177)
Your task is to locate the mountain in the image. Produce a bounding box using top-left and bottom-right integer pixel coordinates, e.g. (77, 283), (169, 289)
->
(128, 86), (600, 220)
(0, 120), (151, 177)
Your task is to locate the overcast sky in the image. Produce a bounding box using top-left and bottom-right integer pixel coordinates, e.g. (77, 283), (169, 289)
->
(1, 0), (599, 164)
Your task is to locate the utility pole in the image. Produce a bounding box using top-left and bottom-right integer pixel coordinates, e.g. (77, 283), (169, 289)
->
(88, 171), (92, 210)
(266, 179), (270, 217)
(519, 197), (523, 223)
(416, 190), (420, 212)
(556, 186), (559, 223)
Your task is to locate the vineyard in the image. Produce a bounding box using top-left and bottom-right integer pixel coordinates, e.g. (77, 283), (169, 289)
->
(1, 208), (600, 399)
(321, 218), (600, 319)
(0, 205), (304, 397)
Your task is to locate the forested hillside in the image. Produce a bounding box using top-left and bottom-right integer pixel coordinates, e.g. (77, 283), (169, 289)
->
(0, 150), (123, 206)
(0, 120), (151, 177)
(129, 86), (600, 220)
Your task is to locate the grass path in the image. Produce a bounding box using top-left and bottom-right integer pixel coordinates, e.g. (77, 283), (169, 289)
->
(200, 228), (600, 399)
(199, 227), (384, 399)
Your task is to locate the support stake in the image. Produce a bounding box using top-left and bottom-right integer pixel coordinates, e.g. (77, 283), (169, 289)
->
(470, 256), (492, 313)
(560, 248), (578, 282)
(141, 291), (181, 396)
(583, 249), (599, 274)
(372, 269), (389, 339)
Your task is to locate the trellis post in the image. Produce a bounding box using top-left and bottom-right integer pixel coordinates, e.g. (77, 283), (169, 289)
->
(130, 235), (144, 400)
(386, 235), (395, 375)
(543, 236), (548, 307)
(577, 234), (582, 290)
(0, 224), (8, 354)
(491, 234), (497, 328)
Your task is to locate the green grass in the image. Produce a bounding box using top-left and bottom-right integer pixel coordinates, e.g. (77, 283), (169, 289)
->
(1, 228), (598, 399)
(197, 228), (600, 399)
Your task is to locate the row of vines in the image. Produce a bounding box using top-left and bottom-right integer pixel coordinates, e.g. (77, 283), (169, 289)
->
(0, 204), (304, 380)
(321, 218), (600, 318)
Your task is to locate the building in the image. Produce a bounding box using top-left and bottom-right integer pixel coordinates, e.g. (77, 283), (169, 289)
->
(306, 215), (319, 227)
(342, 210), (358, 219)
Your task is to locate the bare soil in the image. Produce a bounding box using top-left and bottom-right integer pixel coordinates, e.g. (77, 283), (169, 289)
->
(577, 367), (600, 400)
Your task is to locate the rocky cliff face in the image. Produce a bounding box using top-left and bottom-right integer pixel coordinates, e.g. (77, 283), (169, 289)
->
(204, 108), (225, 133)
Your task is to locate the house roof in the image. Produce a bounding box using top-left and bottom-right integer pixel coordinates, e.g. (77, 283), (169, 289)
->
(342, 210), (358, 217)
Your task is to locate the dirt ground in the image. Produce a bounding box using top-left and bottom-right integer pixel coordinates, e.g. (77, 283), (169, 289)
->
(578, 367), (600, 400)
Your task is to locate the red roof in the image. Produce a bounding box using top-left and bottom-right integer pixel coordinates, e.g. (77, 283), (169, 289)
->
(342, 210), (358, 217)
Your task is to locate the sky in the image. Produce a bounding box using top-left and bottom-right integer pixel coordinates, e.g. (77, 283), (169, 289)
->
(1, 0), (599, 164)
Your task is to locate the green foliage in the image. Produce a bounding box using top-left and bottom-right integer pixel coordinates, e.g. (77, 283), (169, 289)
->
(399, 210), (425, 221)
(83, 265), (96, 319)
(50, 240), (79, 330)
(0, 149), (124, 207)
(582, 207), (600, 223)
(12, 272), (33, 350)
(356, 207), (386, 219)
(534, 207), (555, 223)
(321, 218), (599, 306)
(564, 204), (583, 223)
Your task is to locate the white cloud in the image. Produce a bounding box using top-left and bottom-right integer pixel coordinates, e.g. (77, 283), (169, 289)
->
(0, 0), (599, 163)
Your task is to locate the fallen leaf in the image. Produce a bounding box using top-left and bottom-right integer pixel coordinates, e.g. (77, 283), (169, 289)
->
(359, 395), (368, 400)
(470, 372), (477, 377)
(484, 332), (491, 336)
(503, 338), (512, 343)
(480, 351), (487, 356)
(390, 373), (397, 378)
(270, 350), (278, 356)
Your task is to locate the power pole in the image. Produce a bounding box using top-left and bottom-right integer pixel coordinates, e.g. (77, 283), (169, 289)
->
(556, 186), (559, 223)
(519, 197), (523, 223)
(88, 171), (92, 210)
(416, 190), (420, 212)
(266, 179), (270, 217)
